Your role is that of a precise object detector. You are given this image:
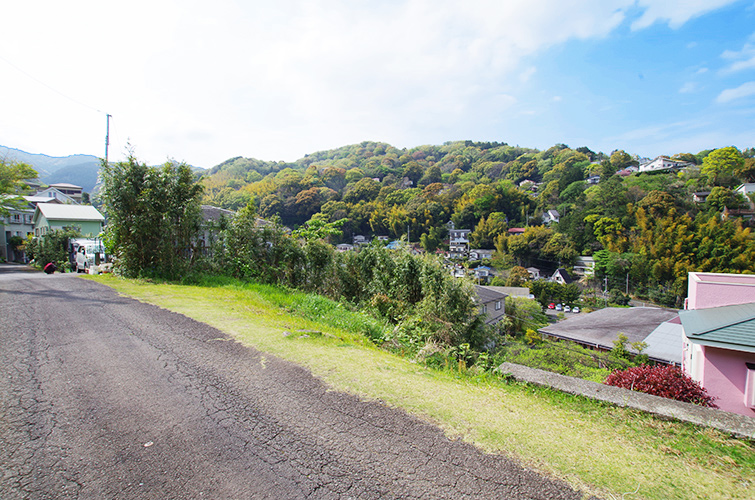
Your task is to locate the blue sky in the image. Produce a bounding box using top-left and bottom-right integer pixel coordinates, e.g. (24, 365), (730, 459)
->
(1, 1), (754, 168)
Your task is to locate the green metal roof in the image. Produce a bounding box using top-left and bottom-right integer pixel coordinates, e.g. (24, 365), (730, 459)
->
(679, 303), (755, 352)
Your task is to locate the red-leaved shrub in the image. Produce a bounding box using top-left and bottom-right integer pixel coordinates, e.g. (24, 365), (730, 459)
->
(605, 364), (717, 407)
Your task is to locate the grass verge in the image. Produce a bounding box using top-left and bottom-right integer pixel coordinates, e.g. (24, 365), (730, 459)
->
(88, 274), (754, 500)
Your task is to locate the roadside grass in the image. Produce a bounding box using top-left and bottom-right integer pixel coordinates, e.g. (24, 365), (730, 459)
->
(88, 274), (754, 500)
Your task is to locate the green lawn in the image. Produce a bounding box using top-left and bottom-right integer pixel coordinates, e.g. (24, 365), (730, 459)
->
(89, 275), (754, 500)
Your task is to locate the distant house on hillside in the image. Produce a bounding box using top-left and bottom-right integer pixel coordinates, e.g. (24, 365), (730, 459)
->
(469, 248), (494, 261)
(573, 256), (595, 277)
(735, 183), (755, 208)
(526, 267), (541, 280)
(199, 205), (236, 253)
(33, 186), (78, 205)
(543, 209), (560, 224)
(639, 156), (691, 173)
(551, 268), (573, 285)
(47, 183), (83, 203)
(692, 191), (711, 204)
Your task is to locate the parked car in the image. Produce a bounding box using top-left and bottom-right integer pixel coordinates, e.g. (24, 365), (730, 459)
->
(547, 303), (555, 309)
(573, 306), (581, 313)
(564, 305), (571, 313)
(555, 303), (562, 311)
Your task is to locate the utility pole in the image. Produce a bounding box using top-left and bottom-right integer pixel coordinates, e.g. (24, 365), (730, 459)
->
(604, 276), (608, 307)
(104, 114), (112, 165)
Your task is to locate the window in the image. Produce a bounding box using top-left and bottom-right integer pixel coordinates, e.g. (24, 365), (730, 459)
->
(745, 363), (755, 409)
(480, 305), (487, 314)
(495, 301), (501, 311)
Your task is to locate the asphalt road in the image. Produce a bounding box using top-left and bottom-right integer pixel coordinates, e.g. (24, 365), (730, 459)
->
(0, 264), (587, 499)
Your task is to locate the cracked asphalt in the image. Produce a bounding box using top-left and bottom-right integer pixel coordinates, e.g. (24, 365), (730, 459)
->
(0, 265), (588, 499)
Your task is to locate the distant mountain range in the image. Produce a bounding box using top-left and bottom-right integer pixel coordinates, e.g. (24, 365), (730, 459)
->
(0, 146), (101, 193)
(1, 146), (206, 194)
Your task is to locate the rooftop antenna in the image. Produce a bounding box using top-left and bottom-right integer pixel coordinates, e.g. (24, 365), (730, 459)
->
(104, 114), (112, 165)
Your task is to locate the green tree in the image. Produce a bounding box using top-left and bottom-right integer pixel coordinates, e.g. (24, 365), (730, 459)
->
(0, 158), (37, 216)
(100, 155), (204, 279)
(701, 147), (744, 186)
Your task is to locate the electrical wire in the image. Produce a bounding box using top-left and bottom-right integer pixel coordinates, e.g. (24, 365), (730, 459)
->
(0, 52), (107, 115)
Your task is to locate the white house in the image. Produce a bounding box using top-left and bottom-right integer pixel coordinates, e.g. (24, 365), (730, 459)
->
(543, 209), (560, 224)
(448, 227), (471, 256)
(526, 267), (541, 280)
(551, 268), (573, 285)
(469, 248), (494, 260)
(639, 156), (691, 173)
(573, 256), (595, 277)
(33, 187), (78, 205)
(735, 183), (755, 208)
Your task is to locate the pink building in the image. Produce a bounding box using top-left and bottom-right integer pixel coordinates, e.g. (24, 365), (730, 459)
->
(686, 272), (755, 310)
(679, 272), (755, 416)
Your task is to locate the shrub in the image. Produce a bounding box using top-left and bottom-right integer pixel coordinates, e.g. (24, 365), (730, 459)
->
(604, 364), (717, 407)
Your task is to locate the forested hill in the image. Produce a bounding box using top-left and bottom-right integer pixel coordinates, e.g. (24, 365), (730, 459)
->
(201, 140), (755, 306)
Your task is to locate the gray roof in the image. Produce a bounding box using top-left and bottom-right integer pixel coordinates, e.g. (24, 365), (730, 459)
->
(540, 307), (678, 352)
(474, 285), (507, 305)
(679, 302), (755, 353)
(201, 205), (236, 222)
(483, 286), (531, 298)
(641, 317), (683, 364)
(34, 204), (104, 222)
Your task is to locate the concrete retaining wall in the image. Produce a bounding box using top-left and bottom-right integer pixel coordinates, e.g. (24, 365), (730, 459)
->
(497, 362), (755, 439)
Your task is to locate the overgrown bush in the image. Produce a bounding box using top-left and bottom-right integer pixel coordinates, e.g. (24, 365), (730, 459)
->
(25, 228), (81, 272)
(604, 364), (717, 407)
(494, 339), (617, 382)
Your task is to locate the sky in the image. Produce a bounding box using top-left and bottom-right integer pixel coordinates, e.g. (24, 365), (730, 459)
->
(1, 0), (754, 169)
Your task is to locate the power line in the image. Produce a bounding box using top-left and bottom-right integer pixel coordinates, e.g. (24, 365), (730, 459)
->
(0, 52), (106, 115)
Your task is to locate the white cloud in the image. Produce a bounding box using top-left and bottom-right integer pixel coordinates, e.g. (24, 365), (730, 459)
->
(720, 36), (755, 73)
(631, 0), (738, 30)
(0, 0), (745, 166)
(716, 81), (755, 103)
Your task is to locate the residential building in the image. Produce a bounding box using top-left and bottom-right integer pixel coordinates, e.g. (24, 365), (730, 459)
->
(543, 209), (560, 224)
(735, 183), (755, 208)
(679, 272), (755, 416)
(573, 256), (595, 277)
(336, 243), (354, 252)
(551, 268), (573, 285)
(468, 248), (494, 261)
(472, 265), (493, 283)
(639, 156), (691, 173)
(526, 267), (541, 280)
(198, 205), (236, 253)
(692, 191), (711, 204)
(448, 227), (471, 256)
(474, 285), (507, 325)
(1, 206), (34, 261)
(32, 204), (104, 238)
(48, 183), (83, 203)
(32, 187), (78, 205)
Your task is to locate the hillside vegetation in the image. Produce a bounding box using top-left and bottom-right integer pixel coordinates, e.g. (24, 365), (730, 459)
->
(200, 141), (755, 307)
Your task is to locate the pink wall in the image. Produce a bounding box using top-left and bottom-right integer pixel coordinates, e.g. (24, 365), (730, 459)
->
(700, 346), (755, 416)
(687, 272), (755, 310)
